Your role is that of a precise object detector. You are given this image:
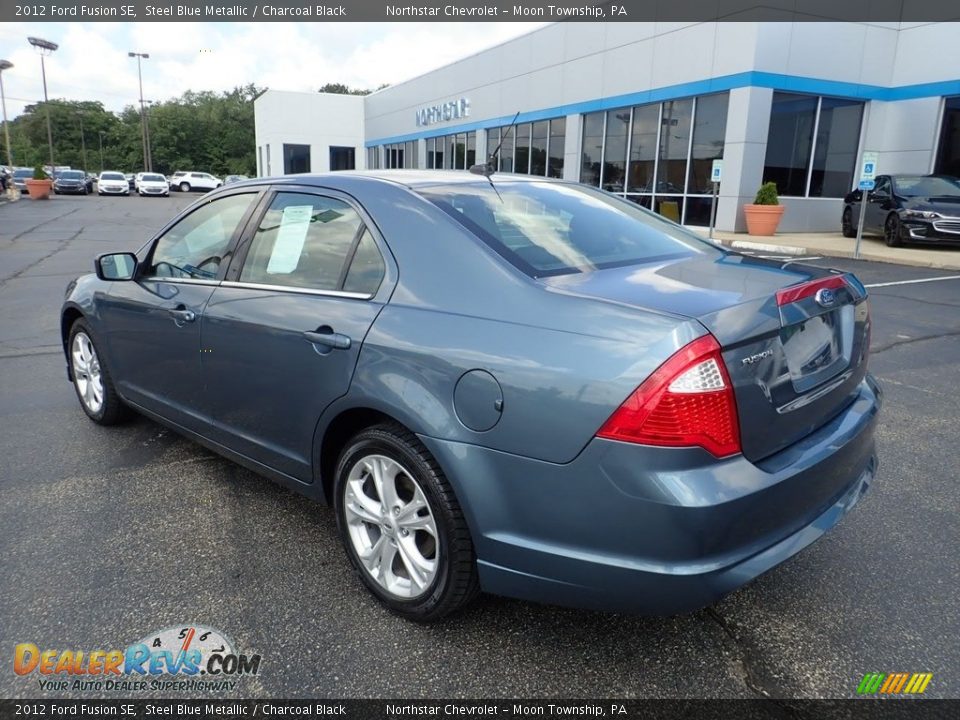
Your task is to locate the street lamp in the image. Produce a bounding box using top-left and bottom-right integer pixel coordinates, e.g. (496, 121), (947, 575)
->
(77, 112), (88, 170)
(98, 131), (105, 172)
(128, 51), (151, 171)
(28, 36), (58, 170)
(0, 59), (13, 171)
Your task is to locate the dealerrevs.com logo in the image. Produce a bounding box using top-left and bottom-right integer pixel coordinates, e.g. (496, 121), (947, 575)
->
(14, 625), (262, 692)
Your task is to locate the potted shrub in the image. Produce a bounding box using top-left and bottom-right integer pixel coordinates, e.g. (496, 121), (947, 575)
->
(24, 165), (53, 200)
(743, 182), (785, 236)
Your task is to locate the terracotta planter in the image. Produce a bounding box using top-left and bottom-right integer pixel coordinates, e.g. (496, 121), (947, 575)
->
(742, 204), (785, 236)
(24, 179), (53, 200)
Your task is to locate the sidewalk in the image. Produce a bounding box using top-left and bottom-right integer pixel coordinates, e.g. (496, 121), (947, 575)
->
(705, 230), (960, 271)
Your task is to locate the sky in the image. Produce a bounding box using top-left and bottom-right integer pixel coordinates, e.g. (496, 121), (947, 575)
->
(0, 21), (549, 119)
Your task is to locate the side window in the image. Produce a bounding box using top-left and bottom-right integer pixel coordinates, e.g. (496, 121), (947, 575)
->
(239, 192), (364, 291)
(148, 193), (256, 279)
(872, 176), (890, 196)
(343, 229), (386, 295)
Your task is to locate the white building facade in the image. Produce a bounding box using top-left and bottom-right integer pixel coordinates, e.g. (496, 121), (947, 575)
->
(254, 21), (960, 232)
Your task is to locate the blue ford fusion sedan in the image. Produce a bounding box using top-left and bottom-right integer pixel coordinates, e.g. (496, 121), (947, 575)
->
(61, 171), (880, 621)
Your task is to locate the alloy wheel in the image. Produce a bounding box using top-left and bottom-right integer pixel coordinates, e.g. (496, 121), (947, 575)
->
(342, 453), (439, 599)
(72, 331), (104, 414)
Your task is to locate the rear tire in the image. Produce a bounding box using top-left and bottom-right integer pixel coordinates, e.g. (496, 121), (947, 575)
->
(884, 213), (903, 247)
(68, 320), (131, 426)
(334, 422), (479, 622)
(841, 207), (856, 238)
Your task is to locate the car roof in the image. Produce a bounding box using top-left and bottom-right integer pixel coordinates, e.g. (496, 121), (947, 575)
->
(230, 170), (558, 191)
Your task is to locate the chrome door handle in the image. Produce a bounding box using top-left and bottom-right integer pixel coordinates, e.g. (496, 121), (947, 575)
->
(169, 308), (196, 323)
(303, 330), (351, 350)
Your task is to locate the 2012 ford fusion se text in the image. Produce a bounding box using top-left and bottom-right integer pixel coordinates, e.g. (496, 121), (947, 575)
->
(60, 171), (880, 621)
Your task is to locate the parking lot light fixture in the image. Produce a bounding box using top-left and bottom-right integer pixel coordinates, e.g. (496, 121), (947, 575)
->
(0, 59), (13, 170)
(27, 36), (58, 169)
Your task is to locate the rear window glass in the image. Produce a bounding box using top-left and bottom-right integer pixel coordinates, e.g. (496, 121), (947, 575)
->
(418, 181), (709, 278)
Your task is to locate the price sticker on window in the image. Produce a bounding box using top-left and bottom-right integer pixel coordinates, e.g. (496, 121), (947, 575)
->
(267, 205), (313, 274)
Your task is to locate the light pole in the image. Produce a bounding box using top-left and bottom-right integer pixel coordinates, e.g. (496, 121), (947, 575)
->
(143, 100), (155, 174)
(98, 131), (105, 172)
(128, 51), (151, 171)
(28, 36), (58, 170)
(0, 59), (13, 171)
(77, 112), (88, 170)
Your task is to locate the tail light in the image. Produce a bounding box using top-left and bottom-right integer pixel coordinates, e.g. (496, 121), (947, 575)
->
(597, 334), (741, 458)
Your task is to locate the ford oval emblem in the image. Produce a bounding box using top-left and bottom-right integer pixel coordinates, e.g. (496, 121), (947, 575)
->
(815, 288), (837, 307)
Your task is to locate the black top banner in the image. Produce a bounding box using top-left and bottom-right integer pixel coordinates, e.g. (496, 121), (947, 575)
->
(3, 0), (960, 23)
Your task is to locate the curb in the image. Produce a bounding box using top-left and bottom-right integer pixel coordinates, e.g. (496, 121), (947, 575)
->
(729, 240), (808, 256)
(717, 238), (960, 271)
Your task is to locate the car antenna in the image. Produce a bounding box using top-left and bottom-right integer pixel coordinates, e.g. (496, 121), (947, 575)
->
(469, 111), (520, 201)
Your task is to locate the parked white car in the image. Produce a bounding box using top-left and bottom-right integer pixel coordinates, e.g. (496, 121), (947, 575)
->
(135, 172), (170, 197)
(172, 171), (222, 193)
(97, 171), (130, 196)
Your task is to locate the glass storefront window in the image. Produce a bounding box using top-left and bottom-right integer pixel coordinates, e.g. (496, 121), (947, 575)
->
(763, 92), (864, 198)
(809, 98), (863, 197)
(467, 133), (476, 168)
(603, 110), (630, 192)
(763, 93), (818, 197)
(687, 93), (729, 196)
(531, 121), (549, 176)
(656, 98), (693, 195)
(935, 96), (960, 177)
(515, 123), (531, 175)
(580, 112), (605, 187)
(627, 105), (658, 193)
(548, 118), (565, 178)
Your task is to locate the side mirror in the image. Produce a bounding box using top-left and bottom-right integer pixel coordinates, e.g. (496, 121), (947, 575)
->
(95, 252), (138, 281)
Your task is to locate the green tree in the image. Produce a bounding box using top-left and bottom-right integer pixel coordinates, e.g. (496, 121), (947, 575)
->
(6, 85), (261, 176)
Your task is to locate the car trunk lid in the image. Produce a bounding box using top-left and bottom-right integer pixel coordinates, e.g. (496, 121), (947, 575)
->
(540, 252), (871, 462)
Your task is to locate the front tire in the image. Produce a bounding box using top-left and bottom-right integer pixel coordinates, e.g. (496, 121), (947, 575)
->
(179, 182), (190, 193)
(68, 320), (130, 425)
(885, 213), (903, 247)
(841, 207), (856, 238)
(334, 423), (479, 621)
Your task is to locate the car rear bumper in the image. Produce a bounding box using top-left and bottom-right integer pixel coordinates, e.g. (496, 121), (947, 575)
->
(421, 374), (881, 614)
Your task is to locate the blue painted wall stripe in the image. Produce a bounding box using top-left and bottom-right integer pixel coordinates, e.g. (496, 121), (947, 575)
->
(364, 71), (960, 147)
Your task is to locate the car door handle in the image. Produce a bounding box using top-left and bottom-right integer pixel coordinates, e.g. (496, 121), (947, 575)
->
(169, 308), (196, 323)
(303, 329), (351, 350)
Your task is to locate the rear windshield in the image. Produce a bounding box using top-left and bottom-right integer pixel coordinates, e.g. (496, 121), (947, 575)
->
(101, 172), (125, 180)
(141, 174), (166, 182)
(418, 181), (709, 277)
(61, 171), (84, 179)
(894, 176), (960, 197)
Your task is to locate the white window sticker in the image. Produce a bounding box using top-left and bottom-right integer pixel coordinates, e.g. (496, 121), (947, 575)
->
(267, 205), (313, 274)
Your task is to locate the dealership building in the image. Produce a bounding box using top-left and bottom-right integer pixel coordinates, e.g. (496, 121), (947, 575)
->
(254, 21), (960, 232)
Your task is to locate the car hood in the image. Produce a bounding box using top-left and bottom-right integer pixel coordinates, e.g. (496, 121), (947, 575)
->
(902, 196), (960, 213)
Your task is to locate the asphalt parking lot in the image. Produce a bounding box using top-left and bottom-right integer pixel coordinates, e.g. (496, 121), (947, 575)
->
(1, 194), (958, 699)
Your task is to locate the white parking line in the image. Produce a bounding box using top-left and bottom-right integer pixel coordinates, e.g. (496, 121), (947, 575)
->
(865, 275), (960, 288)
